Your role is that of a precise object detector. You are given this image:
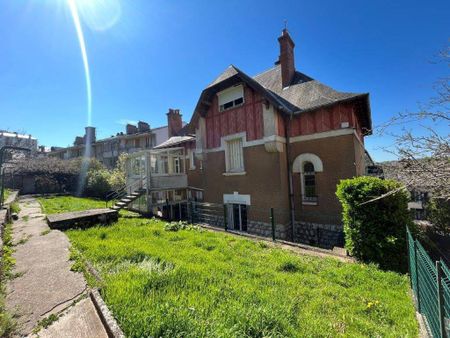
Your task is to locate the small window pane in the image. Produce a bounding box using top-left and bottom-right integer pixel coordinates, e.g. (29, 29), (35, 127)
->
(304, 162), (314, 173)
(234, 97), (243, 106)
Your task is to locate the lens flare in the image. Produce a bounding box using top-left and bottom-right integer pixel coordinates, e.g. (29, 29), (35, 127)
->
(76, 0), (122, 31)
(68, 0), (92, 126)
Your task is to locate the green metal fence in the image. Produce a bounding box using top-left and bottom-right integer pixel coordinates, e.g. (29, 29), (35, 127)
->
(407, 227), (449, 337)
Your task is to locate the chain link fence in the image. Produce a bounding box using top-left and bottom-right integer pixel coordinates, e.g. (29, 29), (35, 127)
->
(407, 227), (450, 337)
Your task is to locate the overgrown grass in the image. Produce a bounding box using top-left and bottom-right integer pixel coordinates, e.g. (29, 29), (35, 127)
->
(9, 202), (20, 215)
(40, 196), (419, 337)
(0, 222), (17, 337)
(37, 196), (106, 214)
(3, 189), (10, 202)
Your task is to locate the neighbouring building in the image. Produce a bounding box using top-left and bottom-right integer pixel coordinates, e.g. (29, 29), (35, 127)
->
(123, 29), (373, 249)
(47, 115), (185, 168)
(381, 161), (432, 220)
(0, 131), (38, 154)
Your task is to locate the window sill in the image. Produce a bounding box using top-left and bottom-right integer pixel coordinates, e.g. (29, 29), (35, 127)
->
(223, 171), (246, 176)
(302, 201), (318, 206)
(188, 167), (196, 171)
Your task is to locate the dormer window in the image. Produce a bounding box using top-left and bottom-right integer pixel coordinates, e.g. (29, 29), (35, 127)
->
(218, 85), (244, 112)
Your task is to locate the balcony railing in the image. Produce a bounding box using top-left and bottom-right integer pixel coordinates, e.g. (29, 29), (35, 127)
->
(150, 174), (187, 190)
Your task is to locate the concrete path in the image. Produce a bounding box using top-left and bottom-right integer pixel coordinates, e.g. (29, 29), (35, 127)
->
(5, 197), (108, 337)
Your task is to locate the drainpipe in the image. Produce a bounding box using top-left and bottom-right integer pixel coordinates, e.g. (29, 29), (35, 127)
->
(283, 111), (295, 241)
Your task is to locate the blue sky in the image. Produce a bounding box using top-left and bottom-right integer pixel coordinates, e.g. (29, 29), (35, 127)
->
(0, 0), (448, 161)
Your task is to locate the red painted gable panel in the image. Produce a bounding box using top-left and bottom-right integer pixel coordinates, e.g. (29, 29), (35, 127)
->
(203, 86), (265, 148)
(254, 103), (263, 140)
(246, 104), (255, 140)
(290, 103), (360, 137)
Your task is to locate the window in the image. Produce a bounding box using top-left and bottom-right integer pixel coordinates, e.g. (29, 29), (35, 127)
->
(195, 190), (203, 201)
(189, 150), (195, 169)
(145, 136), (151, 148)
(174, 157), (181, 174)
(218, 85), (244, 112)
(302, 162), (317, 203)
(226, 138), (244, 172)
(159, 155), (168, 174)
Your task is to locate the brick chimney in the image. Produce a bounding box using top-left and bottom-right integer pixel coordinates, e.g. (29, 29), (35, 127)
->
(74, 136), (84, 146)
(278, 29), (296, 88)
(167, 109), (183, 137)
(138, 121), (150, 133)
(126, 124), (138, 135)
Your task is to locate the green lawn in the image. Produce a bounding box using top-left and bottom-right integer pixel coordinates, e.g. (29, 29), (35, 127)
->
(40, 197), (418, 337)
(37, 196), (107, 214)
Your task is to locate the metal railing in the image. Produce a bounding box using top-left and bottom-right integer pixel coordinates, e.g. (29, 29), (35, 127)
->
(105, 176), (146, 208)
(407, 227), (449, 337)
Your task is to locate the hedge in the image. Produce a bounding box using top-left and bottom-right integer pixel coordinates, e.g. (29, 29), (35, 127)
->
(336, 176), (413, 272)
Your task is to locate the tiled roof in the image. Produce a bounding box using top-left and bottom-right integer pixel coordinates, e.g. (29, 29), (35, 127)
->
(203, 64), (368, 115)
(253, 65), (367, 113)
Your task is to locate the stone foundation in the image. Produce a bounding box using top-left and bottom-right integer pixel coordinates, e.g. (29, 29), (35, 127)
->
(294, 222), (344, 249)
(247, 221), (289, 240)
(193, 213), (225, 228)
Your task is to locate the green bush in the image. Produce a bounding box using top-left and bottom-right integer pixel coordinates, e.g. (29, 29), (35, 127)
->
(85, 169), (111, 198)
(336, 176), (413, 272)
(427, 198), (450, 235)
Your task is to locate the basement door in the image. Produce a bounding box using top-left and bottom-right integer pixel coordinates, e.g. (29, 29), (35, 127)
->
(227, 204), (248, 231)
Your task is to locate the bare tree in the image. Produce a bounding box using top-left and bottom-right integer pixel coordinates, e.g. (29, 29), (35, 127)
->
(379, 46), (450, 200)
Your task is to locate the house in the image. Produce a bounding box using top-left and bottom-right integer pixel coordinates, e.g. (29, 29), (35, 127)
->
(0, 131), (38, 154)
(123, 29), (372, 249)
(47, 117), (185, 169)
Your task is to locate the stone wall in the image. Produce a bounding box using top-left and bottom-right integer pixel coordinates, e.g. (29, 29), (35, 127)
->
(294, 222), (344, 249)
(193, 213), (225, 228)
(247, 221), (289, 240)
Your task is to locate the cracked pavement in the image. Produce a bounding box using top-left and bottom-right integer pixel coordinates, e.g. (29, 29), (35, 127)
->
(5, 196), (107, 337)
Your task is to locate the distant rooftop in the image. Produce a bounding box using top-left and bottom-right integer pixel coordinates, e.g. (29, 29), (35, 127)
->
(0, 131), (36, 140)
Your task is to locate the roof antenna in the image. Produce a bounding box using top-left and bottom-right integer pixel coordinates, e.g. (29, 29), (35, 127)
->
(284, 19), (288, 31)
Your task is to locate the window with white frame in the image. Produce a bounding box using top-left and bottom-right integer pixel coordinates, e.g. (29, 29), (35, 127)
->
(226, 138), (244, 172)
(302, 162), (317, 203)
(218, 85), (244, 112)
(174, 157), (181, 174)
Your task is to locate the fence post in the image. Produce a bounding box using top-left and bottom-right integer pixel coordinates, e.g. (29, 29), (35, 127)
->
(223, 204), (228, 231)
(414, 240), (421, 313)
(436, 261), (446, 338)
(406, 228), (412, 288)
(270, 208), (275, 241)
(187, 201), (193, 224)
(166, 199), (170, 221)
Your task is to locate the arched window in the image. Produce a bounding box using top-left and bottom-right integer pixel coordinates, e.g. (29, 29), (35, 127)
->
(292, 153), (322, 205)
(302, 162), (317, 202)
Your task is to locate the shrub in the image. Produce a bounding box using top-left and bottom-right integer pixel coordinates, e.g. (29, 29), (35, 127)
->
(108, 169), (125, 192)
(163, 221), (200, 232)
(85, 169), (111, 198)
(108, 153), (128, 191)
(336, 176), (413, 272)
(427, 198), (450, 235)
